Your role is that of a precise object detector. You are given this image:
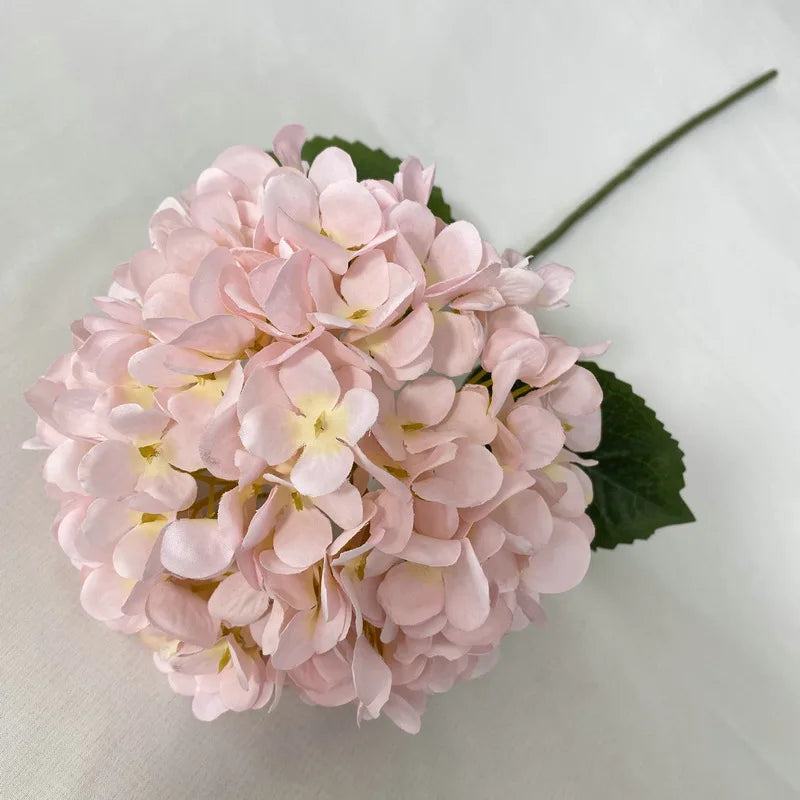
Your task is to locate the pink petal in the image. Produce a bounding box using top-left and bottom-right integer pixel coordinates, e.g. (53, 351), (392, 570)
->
(279, 348), (340, 411)
(241, 485), (286, 549)
(398, 533), (461, 567)
(44, 439), (92, 494)
(534, 262), (574, 307)
(212, 145), (278, 188)
(162, 347), (232, 376)
(443, 540), (490, 631)
(412, 497), (459, 540)
(199, 405), (243, 480)
(273, 507), (333, 569)
(135, 465), (197, 512)
(382, 690), (423, 734)
(145, 579), (219, 647)
(262, 250), (313, 336)
(108, 404), (169, 446)
(523, 518), (591, 594)
(319, 181), (382, 248)
(506, 404), (566, 470)
(496, 266), (545, 306)
(547, 366), (603, 417)
(352, 637), (392, 717)
(130, 249), (169, 298)
(397, 375), (455, 426)
(307, 254), (345, 315)
(80, 565), (129, 621)
(188, 247), (231, 318)
(128, 344), (193, 389)
(78, 499), (136, 562)
(160, 518), (237, 579)
(276, 210), (350, 275)
(261, 170), (320, 242)
(430, 310), (484, 377)
(338, 388), (379, 445)
(78, 440), (142, 499)
(413, 442), (503, 508)
(308, 147), (357, 192)
(439, 385), (497, 445)
(290, 441), (353, 497)
(377, 562), (444, 626)
(169, 315), (254, 359)
(192, 692), (228, 722)
(164, 227), (218, 275)
(388, 199), (436, 261)
(370, 303), (433, 367)
(270, 608), (317, 670)
(426, 220), (482, 282)
(313, 482), (363, 529)
(493, 488), (553, 549)
(239, 405), (301, 466)
(190, 191), (241, 241)
(112, 521), (164, 580)
(272, 124), (306, 170)
(208, 572), (271, 625)
(340, 250), (390, 310)
(238, 363), (291, 419)
(469, 518), (507, 562)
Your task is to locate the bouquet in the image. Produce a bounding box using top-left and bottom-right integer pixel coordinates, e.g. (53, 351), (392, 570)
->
(25, 71), (774, 731)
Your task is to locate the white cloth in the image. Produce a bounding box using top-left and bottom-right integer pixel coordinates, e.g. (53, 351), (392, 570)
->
(2, 2), (799, 798)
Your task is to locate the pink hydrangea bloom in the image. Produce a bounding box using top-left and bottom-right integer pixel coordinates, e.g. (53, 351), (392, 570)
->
(26, 125), (603, 732)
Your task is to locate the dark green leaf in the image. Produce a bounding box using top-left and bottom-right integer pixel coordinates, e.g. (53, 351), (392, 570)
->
(302, 135), (454, 223)
(578, 362), (694, 549)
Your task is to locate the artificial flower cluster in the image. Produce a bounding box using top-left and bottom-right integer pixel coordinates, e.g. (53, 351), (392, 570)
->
(26, 125), (603, 732)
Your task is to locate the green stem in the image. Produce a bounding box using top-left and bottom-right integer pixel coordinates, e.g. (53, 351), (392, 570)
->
(525, 68), (778, 260)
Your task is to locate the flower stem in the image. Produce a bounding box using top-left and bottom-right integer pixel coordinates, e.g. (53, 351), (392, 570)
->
(525, 68), (778, 261)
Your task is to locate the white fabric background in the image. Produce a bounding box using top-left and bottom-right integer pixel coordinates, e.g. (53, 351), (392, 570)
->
(2, 2), (799, 798)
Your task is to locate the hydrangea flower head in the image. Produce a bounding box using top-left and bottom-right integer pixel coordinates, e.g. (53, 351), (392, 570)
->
(26, 125), (603, 732)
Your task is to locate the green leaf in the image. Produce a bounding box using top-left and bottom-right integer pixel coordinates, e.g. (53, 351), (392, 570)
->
(302, 135), (454, 223)
(578, 362), (694, 549)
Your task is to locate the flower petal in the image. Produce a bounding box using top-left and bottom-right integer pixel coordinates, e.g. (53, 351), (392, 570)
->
(398, 533), (461, 567)
(430, 311), (484, 377)
(523, 518), (591, 594)
(352, 637), (392, 717)
(290, 441), (353, 497)
(319, 181), (382, 248)
(262, 250), (313, 336)
(169, 315), (254, 359)
(113, 521), (164, 580)
(78, 441), (142, 499)
(208, 572), (271, 625)
(506, 404), (566, 470)
(239, 405), (301, 466)
(340, 250), (390, 310)
(443, 540), (490, 631)
(426, 220), (482, 283)
(493, 488), (553, 549)
(377, 562), (444, 626)
(279, 348), (340, 413)
(270, 608), (317, 670)
(338, 388), (379, 445)
(273, 507), (333, 569)
(262, 170), (320, 242)
(413, 442), (503, 508)
(308, 146), (357, 192)
(145, 579), (219, 647)
(272, 124), (306, 170)
(80, 565), (129, 621)
(313, 482), (363, 530)
(160, 518), (236, 579)
(396, 376), (455, 427)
